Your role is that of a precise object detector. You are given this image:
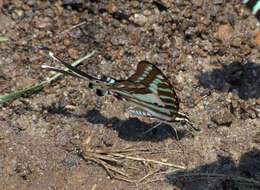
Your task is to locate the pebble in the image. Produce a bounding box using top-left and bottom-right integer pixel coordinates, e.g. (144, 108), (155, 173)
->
(231, 36), (242, 48)
(11, 9), (24, 20)
(111, 35), (129, 46)
(15, 115), (30, 130)
(128, 33), (140, 45)
(68, 47), (79, 59)
(211, 109), (233, 126)
(22, 4), (31, 11)
(129, 14), (147, 26)
(153, 53), (168, 64)
(201, 40), (213, 52)
(63, 38), (71, 46)
(16, 77), (36, 90)
(37, 16), (52, 29)
(255, 31), (260, 46)
(256, 98), (260, 105)
(160, 0), (173, 8)
(0, 127), (6, 139)
(216, 24), (233, 41)
(108, 3), (117, 14)
(192, 0), (204, 7)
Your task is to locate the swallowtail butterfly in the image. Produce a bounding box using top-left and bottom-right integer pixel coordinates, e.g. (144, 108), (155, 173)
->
(42, 53), (200, 139)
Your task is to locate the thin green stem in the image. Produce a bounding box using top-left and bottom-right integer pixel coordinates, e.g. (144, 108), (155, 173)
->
(0, 50), (95, 104)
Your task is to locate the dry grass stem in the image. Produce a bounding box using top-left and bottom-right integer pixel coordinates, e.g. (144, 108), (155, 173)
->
(80, 135), (186, 183)
(137, 168), (161, 183)
(111, 153), (186, 169)
(57, 21), (86, 37)
(90, 184), (97, 190)
(85, 156), (129, 177)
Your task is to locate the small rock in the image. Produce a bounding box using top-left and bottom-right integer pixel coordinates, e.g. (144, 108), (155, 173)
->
(128, 33), (140, 45)
(0, 127), (6, 139)
(252, 132), (260, 143)
(201, 40), (213, 52)
(185, 27), (195, 38)
(216, 24), (233, 41)
(68, 47), (79, 59)
(231, 99), (239, 109)
(3, 159), (17, 175)
(211, 109), (233, 126)
(143, 10), (152, 16)
(27, 0), (37, 6)
(36, 16), (52, 29)
(16, 77), (36, 90)
(63, 38), (71, 46)
(22, 4), (31, 11)
(15, 115), (31, 130)
(129, 14), (147, 26)
(255, 31), (260, 46)
(111, 35), (129, 45)
(256, 97), (260, 105)
(15, 162), (31, 179)
(192, 0), (204, 6)
(160, 0), (172, 8)
(240, 102), (257, 119)
(153, 53), (169, 64)
(231, 36), (242, 48)
(108, 3), (117, 14)
(199, 49), (208, 57)
(11, 9), (24, 20)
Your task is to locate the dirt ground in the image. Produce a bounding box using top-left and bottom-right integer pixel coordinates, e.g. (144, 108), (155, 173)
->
(0, 0), (259, 189)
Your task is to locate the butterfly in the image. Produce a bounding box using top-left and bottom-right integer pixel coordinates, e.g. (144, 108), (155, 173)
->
(42, 53), (200, 139)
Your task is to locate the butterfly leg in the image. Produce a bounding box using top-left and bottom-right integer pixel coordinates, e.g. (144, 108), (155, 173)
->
(171, 125), (179, 141)
(142, 122), (162, 134)
(143, 122), (180, 140)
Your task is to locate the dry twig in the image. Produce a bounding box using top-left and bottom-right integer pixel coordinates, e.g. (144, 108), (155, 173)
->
(80, 135), (186, 183)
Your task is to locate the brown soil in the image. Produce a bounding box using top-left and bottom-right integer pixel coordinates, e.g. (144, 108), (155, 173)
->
(0, 1), (259, 189)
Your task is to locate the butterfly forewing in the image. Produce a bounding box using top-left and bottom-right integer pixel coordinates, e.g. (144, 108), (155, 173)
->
(109, 61), (180, 122)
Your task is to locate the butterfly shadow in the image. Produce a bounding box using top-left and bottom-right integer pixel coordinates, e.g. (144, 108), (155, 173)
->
(166, 148), (260, 189)
(197, 61), (260, 100)
(82, 109), (191, 142)
(46, 105), (189, 142)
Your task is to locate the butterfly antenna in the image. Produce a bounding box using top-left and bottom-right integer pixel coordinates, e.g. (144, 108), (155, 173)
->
(48, 51), (100, 82)
(142, 122), (162, 134)
(41, 65), (85, 79)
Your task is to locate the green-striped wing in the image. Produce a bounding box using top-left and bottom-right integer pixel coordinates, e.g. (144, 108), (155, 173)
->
(110, 61), (180, 122)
